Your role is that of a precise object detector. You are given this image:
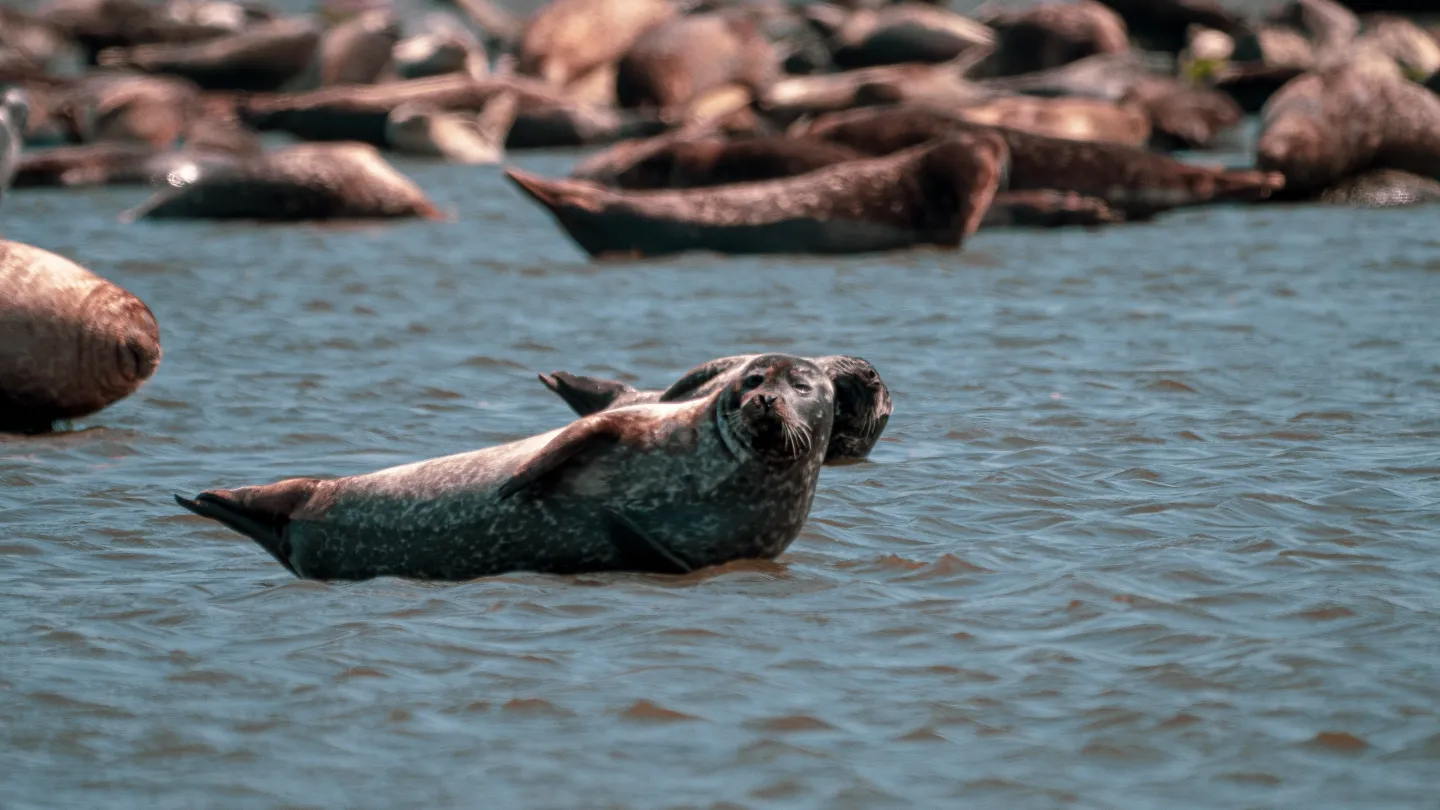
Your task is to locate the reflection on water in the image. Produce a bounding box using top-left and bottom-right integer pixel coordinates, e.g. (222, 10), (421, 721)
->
(2, 150), (1439, 808)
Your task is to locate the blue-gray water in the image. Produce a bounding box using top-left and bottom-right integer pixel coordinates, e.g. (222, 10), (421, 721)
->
(3, 146), (1440, 810)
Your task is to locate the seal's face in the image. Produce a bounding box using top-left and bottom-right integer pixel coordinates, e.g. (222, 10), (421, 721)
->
(817, 355), (893, 462)
(722, 355), (833, 464)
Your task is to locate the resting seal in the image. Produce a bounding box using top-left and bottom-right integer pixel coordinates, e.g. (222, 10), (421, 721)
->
(175, 354), (834, 580)
(507, 132), (1007, 258)
(516, 0), (675, 90)
(121, 142), (442, 221)
(570, 132), (866, 189)
(614, 11), (777, 115)
(540, 353), (892, 462)
(979, 0), (1130, 77)
(385, 91), (517, 163)
(96, 16), (323, 91)
(0, 239), (162, 434)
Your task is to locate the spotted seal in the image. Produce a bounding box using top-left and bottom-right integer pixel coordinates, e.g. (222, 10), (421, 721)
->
(506, 131), (1008, 257)
(96, 16), (323, 92)
(0, 239), (162, 434)
(175, 354), (835, 580)
(121, 141), (442, 221)
(540, 353), (892, 462)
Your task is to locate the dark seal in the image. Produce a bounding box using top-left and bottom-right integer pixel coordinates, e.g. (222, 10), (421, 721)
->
(175, 354), (835, 580)
(506, 131), (1009, 257)
(540, 353), (893, 462)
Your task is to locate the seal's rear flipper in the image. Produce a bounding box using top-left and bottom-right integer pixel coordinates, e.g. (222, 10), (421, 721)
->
(174, 479), (319, 576)
(538, 371), (633, 416)
(605, 509), (692, 574)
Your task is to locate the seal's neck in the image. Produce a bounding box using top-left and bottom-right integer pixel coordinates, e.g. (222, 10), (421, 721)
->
(713, 394), (755, 463)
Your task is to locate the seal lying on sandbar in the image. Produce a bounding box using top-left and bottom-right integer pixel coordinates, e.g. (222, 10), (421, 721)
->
(175, 354), (835, 580)
(0, 239), (162, 434)
(121, 142), (442, 222)
(540, 353), (892, 462)
(506, 132), (1008, 258)
(570, 132), (866, 189)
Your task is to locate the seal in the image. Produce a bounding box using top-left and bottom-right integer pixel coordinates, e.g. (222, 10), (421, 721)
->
(174, 353), (835, 580)
(506, 131), (1008, 258)
(516, 0), (675, 90)
(1092, 0), (1246, 53)
(391, 13), (490, 80)
(385, 90), (517, 163)
(121, 141), (443, 221)
(55, 73), (201, 148)
(96, 16), (323, 92)
(0, 239), (162, 434)
(614, 11), (777, 115)
(570, 132), (866, 189)
(13, 117), (259, 188)
(540, 353), (893, 462)
(799, 105), (1283, 217)
(952, 95), (1152, 147)
(309, 8), (400, 87)
(980, 0), (1130, 77)
(1257, 61), (1440, 197)
(1316, 168), (1440, 207)
(241, 74), (663, 149)
(811, 4), (995, 70)
(0, 86), (27, 203)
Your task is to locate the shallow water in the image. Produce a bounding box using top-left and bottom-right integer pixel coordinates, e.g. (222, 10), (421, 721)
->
(3, 140), (1440, 810)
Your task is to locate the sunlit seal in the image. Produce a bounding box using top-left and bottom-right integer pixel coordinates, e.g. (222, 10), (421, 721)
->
(121, 141), (443, 221)
(95, 16), (323, 91)
(979, 0), (1130, 77)
(614, 10), (777, 115)
(0, 239), (162, 434)
(516, 0), (675, 90)
(506, 131), (1008, 258)
(175, 354), (835, 580)
(540, 353), (892, 462)
(1316, 168), (1440, 207)
(310, 8), (400, 87)
(809, 3), (995, 70)
(55, 73), (201, 148)
(799, 105), (1284, 218)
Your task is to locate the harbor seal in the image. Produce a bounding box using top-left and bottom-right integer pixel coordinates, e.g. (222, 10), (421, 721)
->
(96, 16), (323, 92)
(0, 239), (162, 434)
(175, 353), (835, 580)
(121, 142), (442, 221)
(506, 131), (1008, 258)
(614, 11), (778, 114)
(516, 0), (675, 90)
(570, 132), (866, 189)
(540, 353), (893, 462)
(800, 105), (1283, 216)
(980, 0), (1130, 77)
(385, 91), (517, 163)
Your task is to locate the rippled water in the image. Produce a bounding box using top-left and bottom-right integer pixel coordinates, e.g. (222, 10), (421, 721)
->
(3, 139), (1440, 809)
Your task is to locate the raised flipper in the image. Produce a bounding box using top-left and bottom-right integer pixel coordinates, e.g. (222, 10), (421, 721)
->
(605, 509), (693, 574)
(658, 355), (751, 402)
(173, 477), (319, 577)
(538, 371), (636, 416)
(497, 414), (627, 500)
(474, 89), (518, 152)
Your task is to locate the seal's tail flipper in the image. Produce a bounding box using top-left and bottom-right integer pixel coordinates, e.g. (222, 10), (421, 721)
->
(538, 371), (633, 416)
(174, 479), (320, 577)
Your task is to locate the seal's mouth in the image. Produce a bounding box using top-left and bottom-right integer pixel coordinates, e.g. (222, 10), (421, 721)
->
(729, 389), (813, 461)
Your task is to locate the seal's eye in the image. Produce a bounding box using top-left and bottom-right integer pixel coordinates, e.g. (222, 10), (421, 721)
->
(793, 382), (812, 395)
(743, 374), (765, 389)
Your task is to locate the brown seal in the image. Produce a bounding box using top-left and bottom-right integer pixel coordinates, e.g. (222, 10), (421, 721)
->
(799, 105), (1283, 217)
(980, 0), (1130, 77)
(540, 353), (893, 462)
(812, 3), (995, 70)
(96, 16), (323, 92)
(1257, 61), (1440, 198)
(240, 74), (663, 149)
(614, 11), (777, 115)
(175, 354), (835, 580)
(506, 131), (1008, 258)
(0, 239), (161, 434)
(310, 8), (400, 87)
(53, 73), (201, 148)
(121, 142), (443, 221)
(953, 95), (1151, 147)
(1316, 168), (1440, 206)
(570, 132), (866, 189)
(516, 0), (675, 90)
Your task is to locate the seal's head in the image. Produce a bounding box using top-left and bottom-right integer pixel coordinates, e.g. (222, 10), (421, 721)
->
(719, 354), (834, 465)
(814, 355), (892, 462)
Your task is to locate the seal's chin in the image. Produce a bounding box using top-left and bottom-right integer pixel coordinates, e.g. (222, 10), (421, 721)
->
(735, 400), (814, 463)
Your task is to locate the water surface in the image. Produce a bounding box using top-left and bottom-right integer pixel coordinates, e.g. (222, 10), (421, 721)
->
(2, 146), (1440, 809)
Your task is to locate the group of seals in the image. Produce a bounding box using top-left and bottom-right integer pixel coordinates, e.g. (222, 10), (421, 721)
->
(0, 239), (162, 434)
(176, 354), (842, 580)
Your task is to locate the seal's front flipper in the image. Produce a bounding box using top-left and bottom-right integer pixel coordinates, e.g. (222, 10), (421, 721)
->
(498, 415), (626, 499)
(538, 371), (634, 416)
(605, 509), (692, 574)
(659, 355), (750, 401)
